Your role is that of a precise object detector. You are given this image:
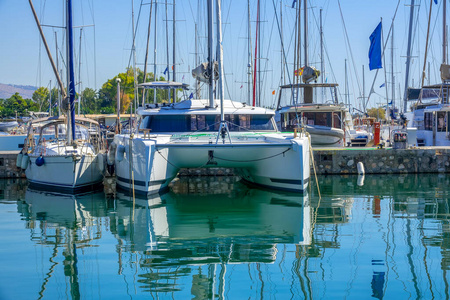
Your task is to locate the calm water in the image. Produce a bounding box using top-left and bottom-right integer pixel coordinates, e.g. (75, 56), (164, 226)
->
(0, 174), (449, 299)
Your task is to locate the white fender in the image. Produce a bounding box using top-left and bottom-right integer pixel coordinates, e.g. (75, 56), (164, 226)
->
(21, 154), (29, 170)
(98, 153), (106, 173)
(107, 142), (117, 165)
(116, 144), (125, 162)
(16, 152), (23, 168)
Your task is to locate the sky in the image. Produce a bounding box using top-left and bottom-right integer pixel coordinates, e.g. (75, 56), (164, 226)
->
(0, 0), (447, 112)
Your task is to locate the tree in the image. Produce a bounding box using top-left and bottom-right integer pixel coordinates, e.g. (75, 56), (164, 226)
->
(80, 87), (99, 114)
(1, 93), (32, 118)
(32, 87), (50, 112)
(366, 107), (385, 120)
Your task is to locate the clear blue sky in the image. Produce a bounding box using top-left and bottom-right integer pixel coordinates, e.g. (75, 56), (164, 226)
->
(0, 0), (446, 111)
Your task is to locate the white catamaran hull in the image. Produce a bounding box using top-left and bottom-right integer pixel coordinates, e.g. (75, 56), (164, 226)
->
(114, 134), (310, 196)
(25, 154), (104, 193)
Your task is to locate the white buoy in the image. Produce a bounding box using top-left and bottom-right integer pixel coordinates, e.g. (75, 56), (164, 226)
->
(357, 162), (365, 175)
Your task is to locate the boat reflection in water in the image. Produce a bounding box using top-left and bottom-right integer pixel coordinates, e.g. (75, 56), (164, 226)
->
(7, 174), (450, 299)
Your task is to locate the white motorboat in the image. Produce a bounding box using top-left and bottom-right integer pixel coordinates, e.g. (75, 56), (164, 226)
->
(22, 0), (106, 193)
(405, 83), (450, 146)
(112, 83), (310, 196)
(276, 83), (350, 147)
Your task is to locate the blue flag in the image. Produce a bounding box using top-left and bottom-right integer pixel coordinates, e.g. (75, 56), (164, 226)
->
(189, 93), (193, 99)
(292, 0), (297, 8)
(434, 0), (438, 4)
(369, 22), (382, 70)
(163, 67), (168, 75)
(379, 83), (385, 88)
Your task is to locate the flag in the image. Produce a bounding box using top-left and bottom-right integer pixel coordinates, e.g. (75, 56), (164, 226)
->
(272, 90), (276, 95)
(189, 93), (193, 99)
(292, 0), (297, 8)
(294, 67), (304, 76)
(182, 75), (185, 80)
(240, 85), (243, 89)
(163, 67), (168, 75)
(434, 0), (438, 4)
(369, 22), (382, 70)
(172, 65), (174, 70)
(379, 83), (385, 88)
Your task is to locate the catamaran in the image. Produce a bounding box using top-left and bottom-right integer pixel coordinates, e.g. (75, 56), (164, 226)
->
(111, 0), (310, 196)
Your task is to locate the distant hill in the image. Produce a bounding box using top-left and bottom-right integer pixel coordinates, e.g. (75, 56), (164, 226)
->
(0, 83), (37, 100)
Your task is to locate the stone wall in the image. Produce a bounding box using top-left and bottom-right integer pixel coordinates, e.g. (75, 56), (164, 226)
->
(312, 147), (450, 175)
(0, 152), (25, 179)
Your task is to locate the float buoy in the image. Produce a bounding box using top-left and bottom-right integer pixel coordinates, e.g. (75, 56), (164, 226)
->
(35, 155), (45, 167)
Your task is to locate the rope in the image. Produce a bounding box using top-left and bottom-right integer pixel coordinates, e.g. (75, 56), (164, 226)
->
(308, 135), (322, 244)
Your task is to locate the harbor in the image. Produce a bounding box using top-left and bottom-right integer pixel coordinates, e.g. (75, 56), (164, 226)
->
(2, 0), (450, 299)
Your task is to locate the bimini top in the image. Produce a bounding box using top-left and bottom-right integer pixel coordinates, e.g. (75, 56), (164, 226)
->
(138, 81), (189, 90)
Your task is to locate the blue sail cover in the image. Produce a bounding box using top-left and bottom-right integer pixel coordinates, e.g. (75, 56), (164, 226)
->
(369, 22), (382, 70)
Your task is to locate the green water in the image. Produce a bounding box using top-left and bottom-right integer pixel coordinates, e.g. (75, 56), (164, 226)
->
(0, 174), (449, 299)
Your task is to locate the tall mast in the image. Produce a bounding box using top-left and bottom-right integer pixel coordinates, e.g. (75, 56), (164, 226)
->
(153, 1), (158, 103)
(67, 0), (76, 144)
(165, 0), (171, 102)
(248, 0), (252, 103)
(280, 0), (284, 86)
(172, 0), (176, 103)
(304, 0), (308, 66)
(207, 0), (214, 107)
(78, 28), (82, 116)
(403, 0), (415, 113)
(142, 0), (154, 106)
(195, 23), (200, 99)
(131, 0), (138, 114)
(391, 23), (395, 110)
(216, 0), (224, 122)
(252, 0), (260, 106)
(320, 8), (324, 102)
(443, 0), (447, 65)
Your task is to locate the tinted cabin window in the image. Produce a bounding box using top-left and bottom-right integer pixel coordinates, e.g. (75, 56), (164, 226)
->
(141, 114), (274, 132)
(437, 111), (446, 132)
(333, 112), (342, 129)
(424, 112), (433, 131)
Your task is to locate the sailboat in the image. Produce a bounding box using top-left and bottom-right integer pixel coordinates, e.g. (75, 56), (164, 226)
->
(275, 2), (354, 148)
(21, 0), (106, 193)
(111, 0), (311, 196)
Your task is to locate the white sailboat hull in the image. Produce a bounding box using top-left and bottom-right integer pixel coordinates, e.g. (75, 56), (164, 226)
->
(25, 154), (104, 193)
(114, 134), (310, 196)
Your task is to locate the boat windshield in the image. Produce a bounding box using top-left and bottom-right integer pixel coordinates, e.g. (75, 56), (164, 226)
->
(281, 111), (342, 131)
(140, 114), (275, 132)
(41, 123), (90, 140)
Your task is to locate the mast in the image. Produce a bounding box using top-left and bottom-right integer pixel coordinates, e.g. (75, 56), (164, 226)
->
(132, 0), (138, 114)
(195, 23), (200, 99)
(153, 1), (158, 103)
(55, 32), (61, 116)
(444, 0), (447, 65)
(280, 0), (284, 86)
(248, 0), (252, 103)
(252, 0), (260, 106)
(142, 0), (154, 106)
(421, 0), (434, 88)
(165, 0), (171, 102)
(345, 59), (349, 105)
(78, 28), (82, 116)
(172, 0), (176, 103)
(304, 0), (308, 66)
(391, 23), (395, 112)
(320, 8), (324, 102)
(216, 0), (224, 122)
(67, 0), (76, 144)
(403, 0), (415, 113)
(207, 0), (214, 107)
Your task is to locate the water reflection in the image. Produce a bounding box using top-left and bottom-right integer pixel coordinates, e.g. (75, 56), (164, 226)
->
(2, 174), (449, 299)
